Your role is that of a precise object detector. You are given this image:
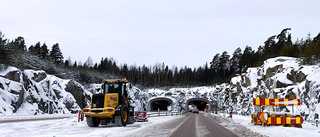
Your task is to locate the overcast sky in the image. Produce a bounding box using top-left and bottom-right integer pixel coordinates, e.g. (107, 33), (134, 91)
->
(1, 0), (320, 68)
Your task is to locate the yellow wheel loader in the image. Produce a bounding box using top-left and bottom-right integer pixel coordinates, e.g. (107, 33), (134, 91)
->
(82, 78), (134, 127)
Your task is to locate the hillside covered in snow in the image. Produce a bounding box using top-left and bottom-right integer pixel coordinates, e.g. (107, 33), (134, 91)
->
(132, 57), (320, 120)
(0, 65), (92, 115)
(1, 57), (320, 121)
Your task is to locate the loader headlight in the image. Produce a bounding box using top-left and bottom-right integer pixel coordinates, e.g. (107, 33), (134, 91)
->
(106, 109), (113, 112)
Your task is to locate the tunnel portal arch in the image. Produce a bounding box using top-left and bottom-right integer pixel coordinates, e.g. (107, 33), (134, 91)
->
(148, 97), (174, 111)
(186, 98), (210, 112)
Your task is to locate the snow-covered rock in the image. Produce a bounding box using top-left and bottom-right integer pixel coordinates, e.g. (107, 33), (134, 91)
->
(133, 57), (320, 120)
(229, 56), (320, 119)
(0, 66), (91, 115)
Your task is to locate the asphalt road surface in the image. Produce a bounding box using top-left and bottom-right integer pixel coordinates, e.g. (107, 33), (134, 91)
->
(170, 113), (238, 137)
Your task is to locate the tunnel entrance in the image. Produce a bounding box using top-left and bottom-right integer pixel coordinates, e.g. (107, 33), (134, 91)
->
(188, 101), (207, 111)
(151, 100), (171, 111)
(186, 98), (210, 111)
(149, 97), (173, 111)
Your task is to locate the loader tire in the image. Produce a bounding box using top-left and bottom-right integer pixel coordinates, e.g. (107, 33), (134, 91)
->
(87, 116), (100, 127)
(100, 119), (110, 125)
(127, 106), (135, 124)
(115, 106), (129, 127)
(128, 116), (135, 124)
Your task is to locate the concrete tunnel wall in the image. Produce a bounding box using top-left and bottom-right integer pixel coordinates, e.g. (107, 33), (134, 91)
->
(186, 98), (210, 112)
(148, 97), (174, 111)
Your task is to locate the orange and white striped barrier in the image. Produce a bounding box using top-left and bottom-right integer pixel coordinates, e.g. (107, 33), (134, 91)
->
(252, 97), (303, 128)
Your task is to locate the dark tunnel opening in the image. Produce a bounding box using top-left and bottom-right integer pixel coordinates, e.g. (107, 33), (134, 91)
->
(150, 100), (172, 111)
(188, 100), (208, 111)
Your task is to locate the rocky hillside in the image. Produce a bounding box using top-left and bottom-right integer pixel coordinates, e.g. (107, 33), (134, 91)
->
(133, 57), (320, 120)
(230, 57), (320, 119)
(1, 57), (320, 120)
(0, 66), (92, 115)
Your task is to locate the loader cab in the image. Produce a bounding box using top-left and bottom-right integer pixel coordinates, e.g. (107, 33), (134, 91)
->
(101, 78), (129, 106)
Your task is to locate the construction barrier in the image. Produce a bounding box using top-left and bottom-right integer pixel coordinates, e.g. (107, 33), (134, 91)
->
(253, 99), (300, 106)
(78, 111), (84, 122)
(252, 112), (303, 127)
(135, 111), (148, 122)
(251, 98), (303, 128)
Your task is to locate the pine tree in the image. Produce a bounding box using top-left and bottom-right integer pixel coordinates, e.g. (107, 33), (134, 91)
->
(33, 42), (41, 55)
(219, 51), (230, 77)
(28, 45), (34, 53)
(66, 56), (72, 67)
(0, 31), (6, 46)
(230, 47), (242, 73)
(301, 33), (320, 64)
(264, 35), (276, 58)
(73, 61), (78, 68)
(254, 45), (265, 66)
(210, 53), (220, 72)
(0, 32), (9, 64)
(121, 63), (128, 78)
(276, 28), (291, 54)
(64, 60), (70, 67)
(11, 36), (26, 52)
(40, 43), (49, 59)
(240, 46), (254, 71)
(49, 43), (64, 64)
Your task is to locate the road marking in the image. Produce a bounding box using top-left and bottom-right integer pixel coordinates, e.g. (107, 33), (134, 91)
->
(196, 114), (209, 137)
(196, 114), (200, 137)
(168, 113), (192, 137)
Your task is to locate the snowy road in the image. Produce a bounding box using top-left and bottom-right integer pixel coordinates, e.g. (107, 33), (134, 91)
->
(1, 113), (319, 137)
(170, 113), (238, 137)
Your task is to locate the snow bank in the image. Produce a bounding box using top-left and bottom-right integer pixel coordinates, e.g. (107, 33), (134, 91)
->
(0, 114), (184, 137)
(230, 114), (320, 137)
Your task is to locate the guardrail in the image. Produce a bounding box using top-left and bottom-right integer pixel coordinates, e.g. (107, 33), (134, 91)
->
(147, 111), (183, 117)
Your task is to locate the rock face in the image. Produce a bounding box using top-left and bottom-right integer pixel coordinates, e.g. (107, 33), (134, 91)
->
(4, 70), (22, 83)
(0, 67), (91, 115)
(230, 57), (320, 120)
(265, 64), (283, 79)
(65, 80), (91, 109)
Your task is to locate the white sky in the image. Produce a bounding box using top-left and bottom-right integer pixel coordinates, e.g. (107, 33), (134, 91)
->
(1, 0), (320, 68)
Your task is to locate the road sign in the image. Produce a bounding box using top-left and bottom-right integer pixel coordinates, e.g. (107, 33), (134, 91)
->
(258, 112), (268, 124)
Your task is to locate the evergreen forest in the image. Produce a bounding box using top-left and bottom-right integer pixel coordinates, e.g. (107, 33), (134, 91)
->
(1, 28), (320, 88)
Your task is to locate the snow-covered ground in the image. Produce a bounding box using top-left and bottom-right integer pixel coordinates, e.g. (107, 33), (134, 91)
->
(0, 114), (184, 137)
(1, 113), (319, 137)
(233, 115), (320, 137)
(206, 113), (320, 137)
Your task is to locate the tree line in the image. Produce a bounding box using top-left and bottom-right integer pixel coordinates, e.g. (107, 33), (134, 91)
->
(0, 34), (64, 65)
(1, 28), (320, 87)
